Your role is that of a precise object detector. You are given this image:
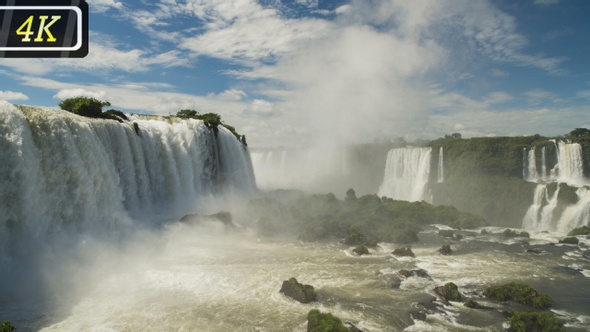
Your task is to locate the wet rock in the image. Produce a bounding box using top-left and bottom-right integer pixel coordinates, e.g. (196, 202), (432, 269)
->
(392, 247), (415, 257)
(438, 244), (452, 255)
(559, 237), (579, 245)
(434, 282), (463, 303)
(526, 247), (543, 254)
(280, 278), (317, 304)
(399, 269), (430, 279)
(307, 309), (354, 332)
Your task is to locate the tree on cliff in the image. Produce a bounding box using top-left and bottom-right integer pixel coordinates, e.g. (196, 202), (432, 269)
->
(59, 97), (111, 118)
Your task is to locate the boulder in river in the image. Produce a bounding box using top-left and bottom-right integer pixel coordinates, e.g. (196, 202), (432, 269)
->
(280, 278), (317, 303)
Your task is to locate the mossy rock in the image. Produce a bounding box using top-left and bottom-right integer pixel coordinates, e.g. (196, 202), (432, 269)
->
(568, 226), (590, 236)
(280, 278), (317, 304)
(559, 236), (579, 245)
(464, 298), (486, 309)
(434, 282), (463, 302)
(439, 244), (452, 255)
(307, 309), (355, 332)
(504, 229), (530, 238)
(509, 311), (565, 332)
(392, 247), (415, 257)
(484, 282), (552, 309)
(353, 245), (369, 256)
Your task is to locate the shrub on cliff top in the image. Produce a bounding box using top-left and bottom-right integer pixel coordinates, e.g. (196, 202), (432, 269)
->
(59, 96), (111, 118)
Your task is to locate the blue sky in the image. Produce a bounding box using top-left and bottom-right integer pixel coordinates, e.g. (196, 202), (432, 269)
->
(1, 0), (590, 147)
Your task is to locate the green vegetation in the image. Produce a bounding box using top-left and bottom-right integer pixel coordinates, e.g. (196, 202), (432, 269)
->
(485, 282), (552, 309)
(352, 245), (369, 256)
(504, 229), (530, 238)
(464, 298), (485, 309)
(102, 109), (129, 122)
(247, 189), (487, 245)
(279, 278), (317, 304)
(509, 311), (565, 332)
(568, 226), (590, 236)
(59, 96), (111, 118)
(175, 109), (243, 141)
(558, 237), (579, 245)
(0, 321), (15, 332)
(392, 247), (415, 257)
(307, 309), (354, 332)
(434, 282), (462, 302)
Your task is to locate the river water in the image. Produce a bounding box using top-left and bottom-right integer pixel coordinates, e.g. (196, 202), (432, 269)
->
(3, 222), (590, 331)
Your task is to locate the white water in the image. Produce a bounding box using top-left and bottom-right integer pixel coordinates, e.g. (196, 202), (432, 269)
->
(378, 147), (432, 202)
(250, 147), (351, 192)
(0, 102), (256, 256)
(524, 141), (586, 186)
(522, 141), (590, 232)
(437, 147), (444, 183)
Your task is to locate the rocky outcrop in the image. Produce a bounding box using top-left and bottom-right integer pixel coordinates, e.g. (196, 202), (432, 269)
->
(392, 247), (415, 257)
(280, 278), (317, 303)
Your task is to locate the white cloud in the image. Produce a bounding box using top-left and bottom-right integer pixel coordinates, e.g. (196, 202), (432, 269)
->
(490, 69), (508, 77)
(524, 89), (559, 105)
(209, 89), (248, 101)
(53, 89), (108, 101)
(90, 0), (123, 13)
(0, 90), (28, 101)
(245, 99), (277, 117)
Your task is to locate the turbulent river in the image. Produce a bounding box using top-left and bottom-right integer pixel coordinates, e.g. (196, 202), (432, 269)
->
(4, 222), (587, 331)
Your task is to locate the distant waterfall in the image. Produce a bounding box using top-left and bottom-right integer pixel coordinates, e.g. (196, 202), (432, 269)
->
(555, 141), (584, 185)
(524, 141), (585, 185)
(378, 147), (432, 202)
(437, 147), (444, 183)
(0, 103), (256, 254)
(522, 185), (560, 231)
(522, 141), (590, 232)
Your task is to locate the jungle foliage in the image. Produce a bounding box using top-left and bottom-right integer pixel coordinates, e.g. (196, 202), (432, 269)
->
(248, 189), (487, 245)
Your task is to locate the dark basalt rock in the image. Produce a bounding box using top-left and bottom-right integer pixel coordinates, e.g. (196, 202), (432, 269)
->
(280, 278), (317, 304)
(392, 247), (415, 257)
(399, 269), (430, 279)
(439, 244), (452, 255)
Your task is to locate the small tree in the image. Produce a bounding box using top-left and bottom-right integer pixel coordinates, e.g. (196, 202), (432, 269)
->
(177, 109), (198, 118)
(58, 97), (111, 118)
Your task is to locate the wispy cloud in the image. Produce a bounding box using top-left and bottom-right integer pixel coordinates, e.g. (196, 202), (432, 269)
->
(0, 90), (28, 101)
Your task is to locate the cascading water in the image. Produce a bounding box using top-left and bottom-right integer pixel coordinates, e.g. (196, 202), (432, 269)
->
(522, 140), (589, 232)
(437, 147), (444, 183)
(378, 147), (432, 202)
(0, 102), (256, 257)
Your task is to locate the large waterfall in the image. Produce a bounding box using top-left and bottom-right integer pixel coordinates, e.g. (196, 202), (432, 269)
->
(378, 147), (432, 202)
(522, 140), (589, 232)
(0, 102), (256, 256)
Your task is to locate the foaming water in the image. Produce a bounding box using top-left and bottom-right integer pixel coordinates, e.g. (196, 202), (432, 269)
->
(17, 226), (588, 331)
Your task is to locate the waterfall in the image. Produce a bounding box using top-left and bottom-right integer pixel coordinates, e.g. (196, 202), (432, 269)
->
(0, 102), (256, 255)
(522, 184), (560, 232)
(522, 185), (546, 230)
(437, 147), (444, 183)
(378, 147), (432, 202)
(541, 146), (548, 181)
(555, 141), (585, 185)
(556, 188), (590, 233)
(524, 147), (539, 182)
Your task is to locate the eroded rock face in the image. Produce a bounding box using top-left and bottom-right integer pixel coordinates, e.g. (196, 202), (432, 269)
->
(280, 278), (317, 303)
